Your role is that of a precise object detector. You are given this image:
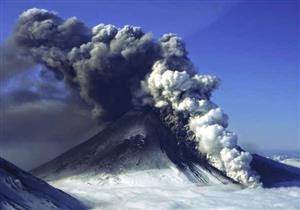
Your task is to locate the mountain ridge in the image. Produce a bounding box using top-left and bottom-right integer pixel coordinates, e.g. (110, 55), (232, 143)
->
(0, 157), (85, 210)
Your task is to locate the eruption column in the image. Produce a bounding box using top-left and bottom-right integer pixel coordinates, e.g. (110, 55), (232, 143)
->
(6, 9), (261, 187)
(142, 34), (261, 187)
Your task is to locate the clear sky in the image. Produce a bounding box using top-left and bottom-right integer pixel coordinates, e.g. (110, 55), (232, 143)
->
(0, 0), (299, 168)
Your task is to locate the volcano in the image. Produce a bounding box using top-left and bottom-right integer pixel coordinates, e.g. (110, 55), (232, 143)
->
(28, 108), (300, 209)
(2, 7), (299, 210)
(32, 108), (233, 185)
(32, 108), (300, 188)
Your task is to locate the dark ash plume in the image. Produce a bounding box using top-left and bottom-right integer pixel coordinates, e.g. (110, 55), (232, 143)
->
(0, 43), (34, 82)
(10, 8), (160, 120)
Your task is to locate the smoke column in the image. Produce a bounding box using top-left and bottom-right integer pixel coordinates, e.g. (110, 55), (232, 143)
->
(10, 8), (160, 120)
(142, 35), (261, 187)
(6, 8), (260, 187)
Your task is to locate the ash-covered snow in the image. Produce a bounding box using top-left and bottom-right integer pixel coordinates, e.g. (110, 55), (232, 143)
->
(32, 108), (234, 185)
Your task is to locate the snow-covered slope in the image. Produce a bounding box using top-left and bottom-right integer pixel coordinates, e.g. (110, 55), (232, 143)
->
(32, 108), (300, 188)
(32, 108), (232, 185)
(0, 157), (85, 210)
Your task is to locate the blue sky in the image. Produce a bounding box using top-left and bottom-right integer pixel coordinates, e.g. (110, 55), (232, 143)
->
(1, 0), (299, 152)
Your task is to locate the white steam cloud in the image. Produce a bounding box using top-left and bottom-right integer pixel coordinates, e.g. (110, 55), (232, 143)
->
(142, 34), (261, 187)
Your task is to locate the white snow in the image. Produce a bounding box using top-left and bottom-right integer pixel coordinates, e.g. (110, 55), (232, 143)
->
(272, 156), (300, 168)
(50, 169), (300, 210)
(280, 159), (300, 168)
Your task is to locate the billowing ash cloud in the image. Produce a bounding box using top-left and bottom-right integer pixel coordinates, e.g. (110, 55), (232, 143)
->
(11, 8), (160, 120)
(68, 24), (160, 119)
(0, 43), (34, 82)
(6, 8), (261, 186)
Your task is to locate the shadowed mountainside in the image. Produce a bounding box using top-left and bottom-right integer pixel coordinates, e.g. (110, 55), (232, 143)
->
(0, 157), (85, 210)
